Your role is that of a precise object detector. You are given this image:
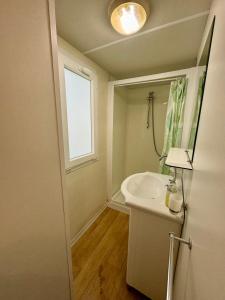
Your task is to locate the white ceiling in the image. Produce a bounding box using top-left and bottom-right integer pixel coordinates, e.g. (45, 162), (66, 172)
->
(55, 0), (212, 78)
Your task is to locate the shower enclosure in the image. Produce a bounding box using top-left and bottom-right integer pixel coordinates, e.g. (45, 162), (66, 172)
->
(113, 82), (170, 193)
(107, 68), (204, 210)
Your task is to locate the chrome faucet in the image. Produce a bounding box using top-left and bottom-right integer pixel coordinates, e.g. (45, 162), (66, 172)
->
(169, 168), (177, 184)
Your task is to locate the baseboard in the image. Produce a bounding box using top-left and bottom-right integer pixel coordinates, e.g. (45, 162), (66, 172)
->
(112, 189), (121, 199)
(70, 204), (107, 247)
(107, 200), (130, 215)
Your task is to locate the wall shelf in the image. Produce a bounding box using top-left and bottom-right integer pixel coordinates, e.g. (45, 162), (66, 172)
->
(165, 148), (193, 170)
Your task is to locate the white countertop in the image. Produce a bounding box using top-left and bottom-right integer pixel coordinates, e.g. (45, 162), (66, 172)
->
(122, 172), (183, 224)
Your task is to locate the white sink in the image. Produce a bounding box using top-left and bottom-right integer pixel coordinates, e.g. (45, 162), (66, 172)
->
(121, 172), (182, 222)
(122, 172), (166, 200)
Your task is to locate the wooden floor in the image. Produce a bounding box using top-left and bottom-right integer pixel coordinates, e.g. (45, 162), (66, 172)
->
(71, 208), (149, 300)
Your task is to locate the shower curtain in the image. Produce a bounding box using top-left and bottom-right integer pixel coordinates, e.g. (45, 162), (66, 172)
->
(188, 72), (206, 149)
(160, 78), (188, 174)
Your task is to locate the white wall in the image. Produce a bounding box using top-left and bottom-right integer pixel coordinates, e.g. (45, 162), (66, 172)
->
(58, 37), (110, 242)
(174, 1), (225, 299)
(125, 83), (170, 176)
(0, 1), (71, 299)
(112, 87), (128, 194)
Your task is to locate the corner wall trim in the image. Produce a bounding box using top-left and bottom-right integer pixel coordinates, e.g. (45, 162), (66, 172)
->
(107, 200), (130, 215)
(70, 204), (107, 247)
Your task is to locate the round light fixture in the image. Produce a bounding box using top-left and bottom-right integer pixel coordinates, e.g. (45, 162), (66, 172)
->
(109, 0), (149, 35)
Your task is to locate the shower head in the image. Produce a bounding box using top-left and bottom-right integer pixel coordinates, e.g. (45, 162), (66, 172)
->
(147, 91), (154, 102)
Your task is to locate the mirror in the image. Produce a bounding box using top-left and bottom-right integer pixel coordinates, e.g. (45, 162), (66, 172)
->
(188, 17), (215, 161)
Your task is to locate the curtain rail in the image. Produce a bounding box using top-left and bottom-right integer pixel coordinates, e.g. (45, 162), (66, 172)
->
(115, 75), (187, 87)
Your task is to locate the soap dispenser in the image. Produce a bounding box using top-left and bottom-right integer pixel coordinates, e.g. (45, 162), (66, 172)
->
(165, 182), (177, 208)
(169, 190), (182, 212)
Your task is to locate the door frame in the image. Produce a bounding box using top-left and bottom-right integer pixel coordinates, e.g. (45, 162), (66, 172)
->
(48, 0), (74, 298)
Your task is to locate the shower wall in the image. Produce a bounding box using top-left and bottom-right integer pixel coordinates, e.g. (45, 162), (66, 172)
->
(112, 86), (128, 194)
(112, 83), (170, 195)
(125, 84), (170, 177)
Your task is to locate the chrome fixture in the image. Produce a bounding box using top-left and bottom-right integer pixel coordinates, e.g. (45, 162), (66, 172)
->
(146, 91), (161, 157)
(169, 167), (177, 184)
(166, 233), (192, 300)
(159, 154), (167, 161)
(146, 91), (154, 129)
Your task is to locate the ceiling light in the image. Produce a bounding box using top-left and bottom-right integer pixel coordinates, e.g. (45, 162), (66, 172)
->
(109, 1), (149, 36)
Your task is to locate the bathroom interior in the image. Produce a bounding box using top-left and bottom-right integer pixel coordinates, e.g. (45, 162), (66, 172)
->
(2, 1), (225, 300)
(54, 1), (215, 299)
(55, 0), (214, 299)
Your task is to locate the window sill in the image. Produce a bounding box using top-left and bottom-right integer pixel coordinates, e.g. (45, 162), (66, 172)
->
(65, 157), (99, 174)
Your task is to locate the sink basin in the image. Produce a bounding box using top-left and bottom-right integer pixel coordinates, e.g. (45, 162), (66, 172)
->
(123, 172), (165, 200)
(121, 172), (182, 222)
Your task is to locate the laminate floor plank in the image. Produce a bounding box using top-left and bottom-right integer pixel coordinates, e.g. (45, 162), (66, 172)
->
(71, 208), (149, 300)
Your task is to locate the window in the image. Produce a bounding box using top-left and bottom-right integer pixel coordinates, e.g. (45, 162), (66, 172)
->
(60, 61), (97, 169)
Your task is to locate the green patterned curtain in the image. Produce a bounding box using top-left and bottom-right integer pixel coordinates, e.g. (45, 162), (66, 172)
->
(188, 72), (206, 149)
(160, 78), (188, 174)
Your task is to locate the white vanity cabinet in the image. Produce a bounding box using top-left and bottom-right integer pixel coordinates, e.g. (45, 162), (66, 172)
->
(127, 208), (182, 300)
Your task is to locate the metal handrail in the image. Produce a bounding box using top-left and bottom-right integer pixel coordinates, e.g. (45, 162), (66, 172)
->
(166, 233), (192, 300)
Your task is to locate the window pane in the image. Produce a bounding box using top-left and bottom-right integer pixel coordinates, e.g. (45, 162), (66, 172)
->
(64, 68), (92, 160)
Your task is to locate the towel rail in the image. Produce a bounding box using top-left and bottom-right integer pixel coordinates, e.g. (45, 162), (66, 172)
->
(166, 233), (192, 300)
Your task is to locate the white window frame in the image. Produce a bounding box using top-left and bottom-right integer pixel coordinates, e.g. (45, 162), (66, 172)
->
(58, 51), (98, 170)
